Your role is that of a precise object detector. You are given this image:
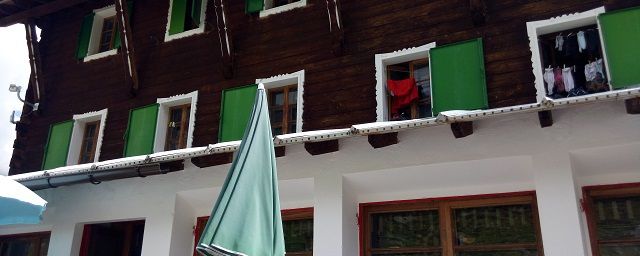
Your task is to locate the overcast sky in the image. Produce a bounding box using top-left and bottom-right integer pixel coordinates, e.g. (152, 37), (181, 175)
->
(0, 24), (33, 176)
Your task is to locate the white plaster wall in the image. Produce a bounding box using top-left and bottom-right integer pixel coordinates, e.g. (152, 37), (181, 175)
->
(1, 101), (640, 256)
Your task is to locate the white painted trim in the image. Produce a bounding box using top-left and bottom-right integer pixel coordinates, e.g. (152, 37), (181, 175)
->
(260, 0), (307, 18)
(374, 42), (437, 122)
(67, 109), (108, 165)
(256, 70), (305, 133)
(82, 5), (119, 62)
(154, 91), (198, 153)
(164, 0), (208, 42)
(526, 7), (606, 102)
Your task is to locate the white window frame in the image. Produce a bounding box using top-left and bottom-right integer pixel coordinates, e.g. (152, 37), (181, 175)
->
(154, 91), (198, 152)
(374, 42), (437, 122)
(164, 0), (208, 42)
(83, 5), (119, 62)
(67, 109), (108, 165)
(260, 0), (307, 18)
(255, 70), (305, 133)
(526, 6), (612, 102)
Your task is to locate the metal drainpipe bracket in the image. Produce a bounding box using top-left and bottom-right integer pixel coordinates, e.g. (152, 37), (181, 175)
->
(88, 174), (102, 185)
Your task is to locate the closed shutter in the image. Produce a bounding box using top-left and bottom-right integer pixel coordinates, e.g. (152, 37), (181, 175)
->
(219, 84), (258, 142)
(75, 13), (95, 59)
(168, 0), (187, 35)
(191, 0), (203, 27)
(599, 6), (640, 89)
(124, 104), (159, 157)
(114, 1), (134, 49)
(42, 120), (74, 170)
(430, 38), (488, 115)
(246, 0), (264, 14)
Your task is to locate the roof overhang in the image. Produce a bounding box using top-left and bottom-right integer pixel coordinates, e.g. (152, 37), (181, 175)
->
(0, 0), (88, 27)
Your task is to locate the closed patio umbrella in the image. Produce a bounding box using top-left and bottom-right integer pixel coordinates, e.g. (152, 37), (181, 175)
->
(0, 175), (47, 225)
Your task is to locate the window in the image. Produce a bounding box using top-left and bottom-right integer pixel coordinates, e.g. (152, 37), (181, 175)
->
(75, 3), (133, 61)
(154, 91), (198, 152)
(257, 70), (304, 135)
(527, 6), (640, 102)
(68, 109), (108, 165)
(360, 193), (542, 256)
(165, 0), (207, 42)
(584, 184), (640, 256)
(0, 232), (50, 256)
(79, 220), (145, 256)
(164, 104), (191, 150)
(193, 208), (313, 256)
(245, 0), (307, 17)
(375, 40), (488, 121)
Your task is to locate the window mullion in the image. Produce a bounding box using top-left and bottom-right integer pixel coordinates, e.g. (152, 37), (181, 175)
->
(282, 86), (290, 134)
(440, 202), (455, 256)
(179, 106), (189, 149)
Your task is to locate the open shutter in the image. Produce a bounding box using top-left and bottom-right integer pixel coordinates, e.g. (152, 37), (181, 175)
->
(75, 13), (95, 60)
(246, 0), (264, 14)
(168, 0), (187, 35)
(42, 120), (74, 170)
(599, 6), (640, 89)
(190, 0), (202, 27)
(124, 104), (159, 157)
(219, 84), (258, 142)
(114, 1), (134, 49)
(430, 38), (488, 115)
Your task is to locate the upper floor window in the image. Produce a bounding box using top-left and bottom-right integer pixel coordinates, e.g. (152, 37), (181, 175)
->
(257, 70), (304, 136)
(527, 6), (640, 102)
(360, 193), (542, 256)
(75, 4), (133, 62)
(41, 109), (108, 170)
(0, 232), (50, 256)
(165, 0), (207, 42)
(245, 0), (307, 17)
(584, 184), (640, 256)
(375, 40), (488, 121)
(123, 91), (197, 157)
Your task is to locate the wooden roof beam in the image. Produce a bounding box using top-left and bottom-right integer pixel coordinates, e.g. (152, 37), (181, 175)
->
(626, 98), (640, 114)
(450, 121), (473, 139)
(0, 0), (87, 27)
(25, 21), (43, 102)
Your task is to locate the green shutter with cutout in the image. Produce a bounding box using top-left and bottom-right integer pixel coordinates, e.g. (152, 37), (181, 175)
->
(246, 0), (264, 14)
(124, 104), (159, 157)
(114, 1), (134, 49)
(75, 13), (95, 59)
(168, 0), (187, 35)
(219, 84), (258, 142)
(430, 38), (488, 115)
(42, 120), (74, 170)
(599, 6), (640, 89)
(191, 0), (202, 27)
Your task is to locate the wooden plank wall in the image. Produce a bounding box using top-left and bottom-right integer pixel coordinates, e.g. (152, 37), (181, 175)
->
(9, 0), (639, 174)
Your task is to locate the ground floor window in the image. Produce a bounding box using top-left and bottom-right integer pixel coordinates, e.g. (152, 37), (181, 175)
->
(584, 184), (640, 256)
(80, 220), (145, 256)
(194, 208), (313, 256)
(0, 232), (50, 256)
(360, 193), (542, 256)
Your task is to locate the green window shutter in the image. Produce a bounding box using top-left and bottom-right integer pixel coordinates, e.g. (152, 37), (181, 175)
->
(168, 0), (187, 35)
(42, 120), (74, 170)
(124, 104), (159, 157)
(246, 0), (264, 14)
(219, 84), (258, 142)
(599, 6), (640, 89)
(190, 0), (202, 27)
(114, 1), (134, 49)
(75, 13), (95, 60)
(430, 38), (488, 115)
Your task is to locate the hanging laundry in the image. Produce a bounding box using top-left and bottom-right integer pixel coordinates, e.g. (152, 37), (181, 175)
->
(555, 35), (564, 52)
(577, 31), (587, 53)
(562, 67), (576, 92)
(584, 61), (598, 82)
(543, 68), (555, 95)
(585, 29), (601, 55)
(387, 78), (418, 116)
(554, 68), (566, 93)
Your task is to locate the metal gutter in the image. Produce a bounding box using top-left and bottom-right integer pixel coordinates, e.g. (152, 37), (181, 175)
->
(10, 87), (640, 190)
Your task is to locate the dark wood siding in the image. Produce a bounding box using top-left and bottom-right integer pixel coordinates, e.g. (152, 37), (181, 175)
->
(10, 0), (640, 174)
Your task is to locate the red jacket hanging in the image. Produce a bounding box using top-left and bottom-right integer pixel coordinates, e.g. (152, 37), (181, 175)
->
(387, 78), (418, 115)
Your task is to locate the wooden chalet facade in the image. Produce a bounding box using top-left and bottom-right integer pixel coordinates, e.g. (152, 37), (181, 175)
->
(2, 0), (640, 256)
